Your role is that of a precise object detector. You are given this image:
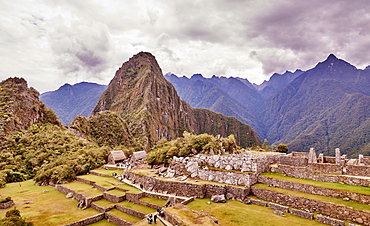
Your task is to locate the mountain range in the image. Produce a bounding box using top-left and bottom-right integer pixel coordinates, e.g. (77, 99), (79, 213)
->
(166, 54), (370, 157)
(39, 53), (370, 157)
(40, 82), (107, 125)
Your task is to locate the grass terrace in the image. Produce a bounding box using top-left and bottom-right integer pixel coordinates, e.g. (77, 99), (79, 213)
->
(78, 174), (117, 189)
(186, 198), (326, 226)
(0, 180), (100, 226)
(91, 168), (123, 177)
(106, 188), (126, 196)
(107, 208), (142, 223)
(254, 183), (370, 212)
(62, 181), (102, 197)
(92, 199), (115, 209)
(261, 172), (370, 195)
(89, 219), (117, 225)
(118, 200), (156, 214)
(139, 197), (167, 207)
(116, 183), (141, 194)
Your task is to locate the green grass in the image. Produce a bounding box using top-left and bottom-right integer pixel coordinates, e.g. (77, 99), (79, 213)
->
(78, 174), (117, 189)
(89, 219), (117, 225)
(107, 208), (142, 223)
(106, 188), (126, 196)
(91, 168), (123, 176)
(118, 200), (156, 214)
(117, 183), (141, 194)
(0, 180), (100, 226)
(186, 198), (326, 226)
(63, 181), (102, 197)
(93, 199), (115, 208)
(254, 183), (370, 212)
(261, 172), (370, 195)
(139, 197), (167, 207)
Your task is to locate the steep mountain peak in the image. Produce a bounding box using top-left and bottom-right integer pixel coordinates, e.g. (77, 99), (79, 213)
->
(326, 53), (338, 60)
(83, 52), (261, 148)
(312, 53), (357, 74)
(191, 74), (204, 79)
(0, 77), (60, 137)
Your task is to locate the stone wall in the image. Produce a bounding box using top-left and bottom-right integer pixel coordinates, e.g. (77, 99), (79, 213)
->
(347, 165), (370, 177)
(275, 165), (370, 187)
(63, 213), (105, 226)
(290, 208), (314, 220)
(90, 171), (113, 178)
(308, 163), (342, 174)
(76, 177), (95, 185)
(278, 155), (308, 167)
(90, 202), (115, 213)
(105, 212), (132, 226)
(103, 192), (126, 203)
(251, 186), (370, 225)
(316, 214), (345, 226)
(116, 204), (146, 219)
(0, 200), (14, 209)
(124, 172), (250, 201)
(268, 203), (289, 212)
(55, 185), (103, 208)
(258, 176), (370, 204)
(248, 198), (268, 207)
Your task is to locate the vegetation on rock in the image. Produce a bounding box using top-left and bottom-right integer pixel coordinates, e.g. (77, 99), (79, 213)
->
(0, 123), (109, 185)
(147, 132), (237, 165)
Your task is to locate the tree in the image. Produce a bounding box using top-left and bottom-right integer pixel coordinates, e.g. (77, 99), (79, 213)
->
(0, 208), (33, 226)
(276, 143), (289, 153)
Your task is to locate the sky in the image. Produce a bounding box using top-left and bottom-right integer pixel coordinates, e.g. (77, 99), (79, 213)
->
(1, 0), (370, 93)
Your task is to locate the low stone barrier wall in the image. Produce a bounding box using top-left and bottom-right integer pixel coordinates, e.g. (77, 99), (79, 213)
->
(258, 176), (370, 204)
(124, 172), (251, 201)
(93, 183), (113, 192)
(163, 209), (182, 226)
(143, 191), (185, 203)
(125, 192), (145, 203)
(103, 192), (125, 203)
(316, 214), (345, 226)
(55, 185), (102, 207)
(0, 200), (15, 209)
(105, 212), (132, 226)
(116, 204), (146, 219)
(90, 202), (114, 213)
(90, 171), (112, 178)
(268, 202), (289, 212)
(181, 197), (194, 205)
(251, 186), (370, 225)
(63, 213), (105, 226)
(249, 198), (268, 207)
(290, 208), (314, 220)
(76, 177), (95, 185)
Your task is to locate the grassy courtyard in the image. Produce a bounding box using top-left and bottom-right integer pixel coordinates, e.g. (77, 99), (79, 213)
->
(186, 198), (326, 226)
(0, 180), (100, 226)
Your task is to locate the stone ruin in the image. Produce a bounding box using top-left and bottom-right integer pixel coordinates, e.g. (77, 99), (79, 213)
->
(156, 148), (370, 189)
(161, 152), (284, 187)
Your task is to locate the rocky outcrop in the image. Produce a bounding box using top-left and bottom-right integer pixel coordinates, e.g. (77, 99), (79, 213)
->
(0, 77), (61, 139)
(73, 52), (261, 149)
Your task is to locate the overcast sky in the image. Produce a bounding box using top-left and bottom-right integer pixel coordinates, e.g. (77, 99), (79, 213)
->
(1, 0), (370, 93)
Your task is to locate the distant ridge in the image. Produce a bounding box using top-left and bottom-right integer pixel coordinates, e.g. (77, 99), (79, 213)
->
(41, 82), (107, 125)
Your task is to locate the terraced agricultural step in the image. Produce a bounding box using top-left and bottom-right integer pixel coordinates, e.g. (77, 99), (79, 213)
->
(252, 183), (370, 225)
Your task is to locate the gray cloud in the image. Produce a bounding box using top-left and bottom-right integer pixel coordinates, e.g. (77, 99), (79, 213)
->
(1, 0), (370, 92)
